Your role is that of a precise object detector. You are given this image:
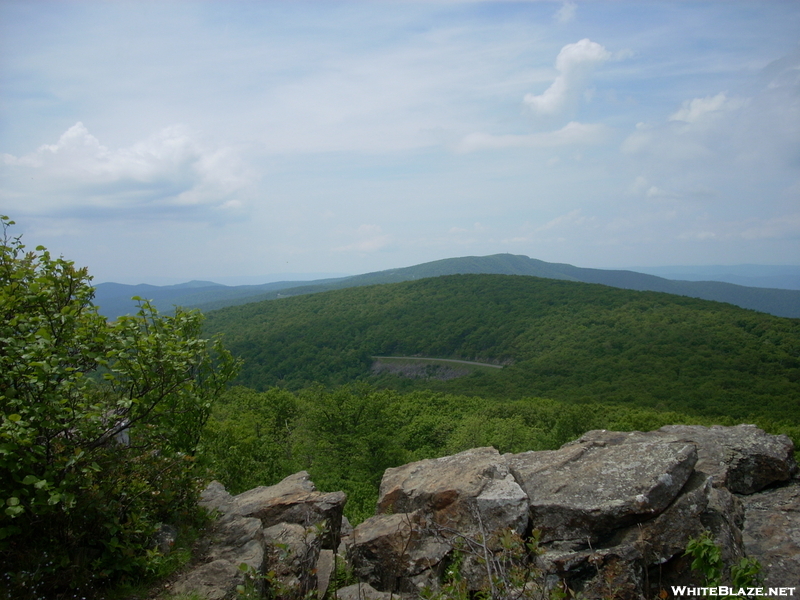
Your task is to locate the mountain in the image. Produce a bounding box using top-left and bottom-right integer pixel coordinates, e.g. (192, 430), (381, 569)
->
(92, 277), (342, 320)
(93, 254), (800, 320)
(203, 274), (800, 424)
(631, 264), (800, 290)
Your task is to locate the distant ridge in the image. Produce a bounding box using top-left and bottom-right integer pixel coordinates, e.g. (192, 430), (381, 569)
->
(93, 254), (800, 320)
(631, 265), (800, 290)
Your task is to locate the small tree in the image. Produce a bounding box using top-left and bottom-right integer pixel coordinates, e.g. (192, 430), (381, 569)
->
(0, 217), (239, 596)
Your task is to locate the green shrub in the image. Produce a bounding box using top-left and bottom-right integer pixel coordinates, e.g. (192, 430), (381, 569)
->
(0, 217), (238, 598)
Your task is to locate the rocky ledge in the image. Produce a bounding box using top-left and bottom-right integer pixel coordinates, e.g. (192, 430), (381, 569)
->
(175, 425), (798, 599)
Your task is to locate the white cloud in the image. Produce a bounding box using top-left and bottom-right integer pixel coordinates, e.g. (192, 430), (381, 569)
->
(1, 123), (250, 217)
(669, 93), (747, 124)
(457, 121), (610, 153)
(536, 209), (589, 232)
(554, 2), (577, 24)
(523, 39), (611, 116)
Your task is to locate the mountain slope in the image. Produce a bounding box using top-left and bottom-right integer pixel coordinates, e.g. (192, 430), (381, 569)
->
(632, 265), (800, 290)
(203, 274), (800, 423)
(94, 254), (800, 319)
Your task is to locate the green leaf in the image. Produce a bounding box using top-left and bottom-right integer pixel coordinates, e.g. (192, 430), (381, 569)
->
(7, 414), (21, 422)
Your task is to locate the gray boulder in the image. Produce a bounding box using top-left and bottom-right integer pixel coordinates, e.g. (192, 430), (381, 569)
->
(507, 437), (697, 543)
(235, 470), (347, 549)
(336, 582), (395, 600)
(171, 559), (251, 600)
(173, 473), (347, 599)
(377, 447), (528, 536)
(741, 480), (800, 587)
(262, 521), (323, 597)
(349, 510), (450, 593)
(351, 447), (529, 593)
(176, 425), (797, 599)
(576, 425), (797, 494)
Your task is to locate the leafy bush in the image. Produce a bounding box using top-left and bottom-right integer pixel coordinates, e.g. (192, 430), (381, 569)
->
(0, 217), (238, 597)
(685, 531), (763, 596)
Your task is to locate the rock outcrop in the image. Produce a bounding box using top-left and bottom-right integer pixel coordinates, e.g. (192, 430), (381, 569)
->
(348, 425), (797, 599)
(177, 425), (797, 599)
(172, 472), (346, 600)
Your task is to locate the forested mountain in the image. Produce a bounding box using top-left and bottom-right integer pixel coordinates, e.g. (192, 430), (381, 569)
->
(203, 274), (800, 424)
(94, 254), (800, 319)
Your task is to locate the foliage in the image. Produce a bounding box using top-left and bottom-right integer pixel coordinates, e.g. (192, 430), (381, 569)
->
(201, 384), (734, 525)
(203, 274), (800, 427)
(421, 527), (551, 600)
(201, 386), (298, 496)
(685, 531), (763, 597)
(0, 217), (239, 598)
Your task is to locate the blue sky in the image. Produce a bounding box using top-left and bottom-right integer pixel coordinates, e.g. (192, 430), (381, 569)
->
(1, 1), (798, 284)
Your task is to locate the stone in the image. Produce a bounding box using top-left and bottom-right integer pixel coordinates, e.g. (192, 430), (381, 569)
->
(741, 480), (800, 587)
(349, 511), (450, 593)
(173, 474), (345, 599)
(336, 582), (395, 600)
(575, 425), (797, 494)
(171, 559), (248, 600)
(262, 521), (323, 597)
(351, 447), (529, 593)
(176, 426), (798, 599)
(234, 471), (347, 549)
(378, 447), (529, 535)
(507, 438), (697, 543)
(199, 480), (236, 514)
(173, 494), (266, 598)
(316, 549), (334, 599)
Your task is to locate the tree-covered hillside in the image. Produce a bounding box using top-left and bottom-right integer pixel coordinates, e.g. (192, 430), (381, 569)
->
(95, 254), (800, 319)
(204, 274), (800, 423)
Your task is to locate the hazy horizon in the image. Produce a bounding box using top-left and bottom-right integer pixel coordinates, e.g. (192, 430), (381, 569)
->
(2, 1), (798, 284)
(91, 257), (800, 289)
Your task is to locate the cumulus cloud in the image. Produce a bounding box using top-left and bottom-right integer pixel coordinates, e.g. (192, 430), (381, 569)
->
(457, 121), (610, 153)
(1, 122), (250, 217)
(623, 47), (800, 175)
(621, 92), (751, 162)
(523, 39), (611, 116)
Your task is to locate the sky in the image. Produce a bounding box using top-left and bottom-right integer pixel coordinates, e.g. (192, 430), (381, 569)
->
(1, 1), (799, 285)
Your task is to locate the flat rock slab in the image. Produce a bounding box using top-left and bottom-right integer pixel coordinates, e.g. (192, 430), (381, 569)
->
(507, 439), (697, 542)
(741, 480), (800, 587)
(576, 425), (797, 494)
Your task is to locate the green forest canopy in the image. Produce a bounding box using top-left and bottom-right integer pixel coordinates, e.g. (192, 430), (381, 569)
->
(204, 274), (800, 424)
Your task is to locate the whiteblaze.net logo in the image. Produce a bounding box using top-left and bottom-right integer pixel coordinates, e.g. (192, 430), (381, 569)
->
(671, 586), (796, 598)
